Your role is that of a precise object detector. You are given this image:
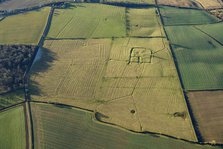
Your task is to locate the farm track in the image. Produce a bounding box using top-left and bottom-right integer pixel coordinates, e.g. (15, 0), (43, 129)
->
(21, 6), (55, 149)
(155, 0), (200, 142)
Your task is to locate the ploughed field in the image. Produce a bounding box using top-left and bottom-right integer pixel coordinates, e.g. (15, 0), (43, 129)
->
(188, 91), (223, 144)
(31, 103), (220, 149)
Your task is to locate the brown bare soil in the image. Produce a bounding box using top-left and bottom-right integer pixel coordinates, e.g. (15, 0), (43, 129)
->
(188, 91), (223, 144)
(157, 0), (201, 8)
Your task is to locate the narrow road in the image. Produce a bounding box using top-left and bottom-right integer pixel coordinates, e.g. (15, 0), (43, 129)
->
(22, 7), (55, 149)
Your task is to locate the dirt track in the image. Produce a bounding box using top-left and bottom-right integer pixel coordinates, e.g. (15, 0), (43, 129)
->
(188, 91), (223, 144)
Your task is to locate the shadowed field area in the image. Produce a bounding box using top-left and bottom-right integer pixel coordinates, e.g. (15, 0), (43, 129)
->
(0, 90), (24, 109)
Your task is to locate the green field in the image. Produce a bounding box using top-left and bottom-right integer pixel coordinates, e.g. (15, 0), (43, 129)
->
(165, 25), (223, 90)
(197, 23), (223, 44)
(47, 3), (126, 39)
(160, 6), (219, 26)
(31, 103), (221, 149)
(30, 38), (197, 141)
(0, 7), (50, 44)
(0, 90), (24, 109)
(127, 8), (164, 37)
(103, 0), (154, 4)
(0, 106), (26, 149)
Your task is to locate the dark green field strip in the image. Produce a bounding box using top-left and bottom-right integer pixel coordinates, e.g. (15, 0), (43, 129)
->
(0, 105), (26, 149)
(159, 6), (220, 26)
(165, 25), (223, 90)
(0, 90), (24, 109)
(31, 103), (222, 149)
(197, 23), (223, 44)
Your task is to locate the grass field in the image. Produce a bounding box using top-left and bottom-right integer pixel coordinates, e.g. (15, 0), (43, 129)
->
(165, 25), (223, 90)
(188, 91), (223, 144)
(0, 90), (24, 109)
(31, 103), (221, 149)
(126, 8), (164, 37)
(157, 0), (201, 8)
(0, 0), (70, 11)
(103, 0), (154, 4)
(47, 3), (126, 39)
(197, 23), (223, 44)
(194, 0), (223, 9)
(0, 7), (50, 44)
(160, 6), (219, 26)
(30, 38), (197, 141)
(0, 106), (26, 149)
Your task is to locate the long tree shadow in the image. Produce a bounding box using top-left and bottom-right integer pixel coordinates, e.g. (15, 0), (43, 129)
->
(29, 47), (57, 96)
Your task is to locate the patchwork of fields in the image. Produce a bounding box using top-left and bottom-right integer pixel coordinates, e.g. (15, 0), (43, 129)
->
(161, 2), (223, 144)
(0, 106), (26, 149)
(0, 7), (50, 44)
(31, 103), (220, 149)
(165, 25), (223, 90)
(0, 0), (223, 147)
(30, 35), (197, 141)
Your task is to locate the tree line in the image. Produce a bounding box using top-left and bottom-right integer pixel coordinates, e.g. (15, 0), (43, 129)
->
(0, 45), (35, 93)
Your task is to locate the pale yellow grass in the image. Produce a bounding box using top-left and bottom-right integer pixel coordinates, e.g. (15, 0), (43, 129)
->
(0, 7), (50, 44)
(30, 38), (197, 141)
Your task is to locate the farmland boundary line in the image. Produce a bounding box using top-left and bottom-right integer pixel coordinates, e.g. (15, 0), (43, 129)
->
(23, 103), (31, 149)
(155, 0), (202, 143)
(163, 20), (223, 27)
(46, 36), (166, 40)
(0, 101), (25, 113)
(193, 26), (223, 46)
